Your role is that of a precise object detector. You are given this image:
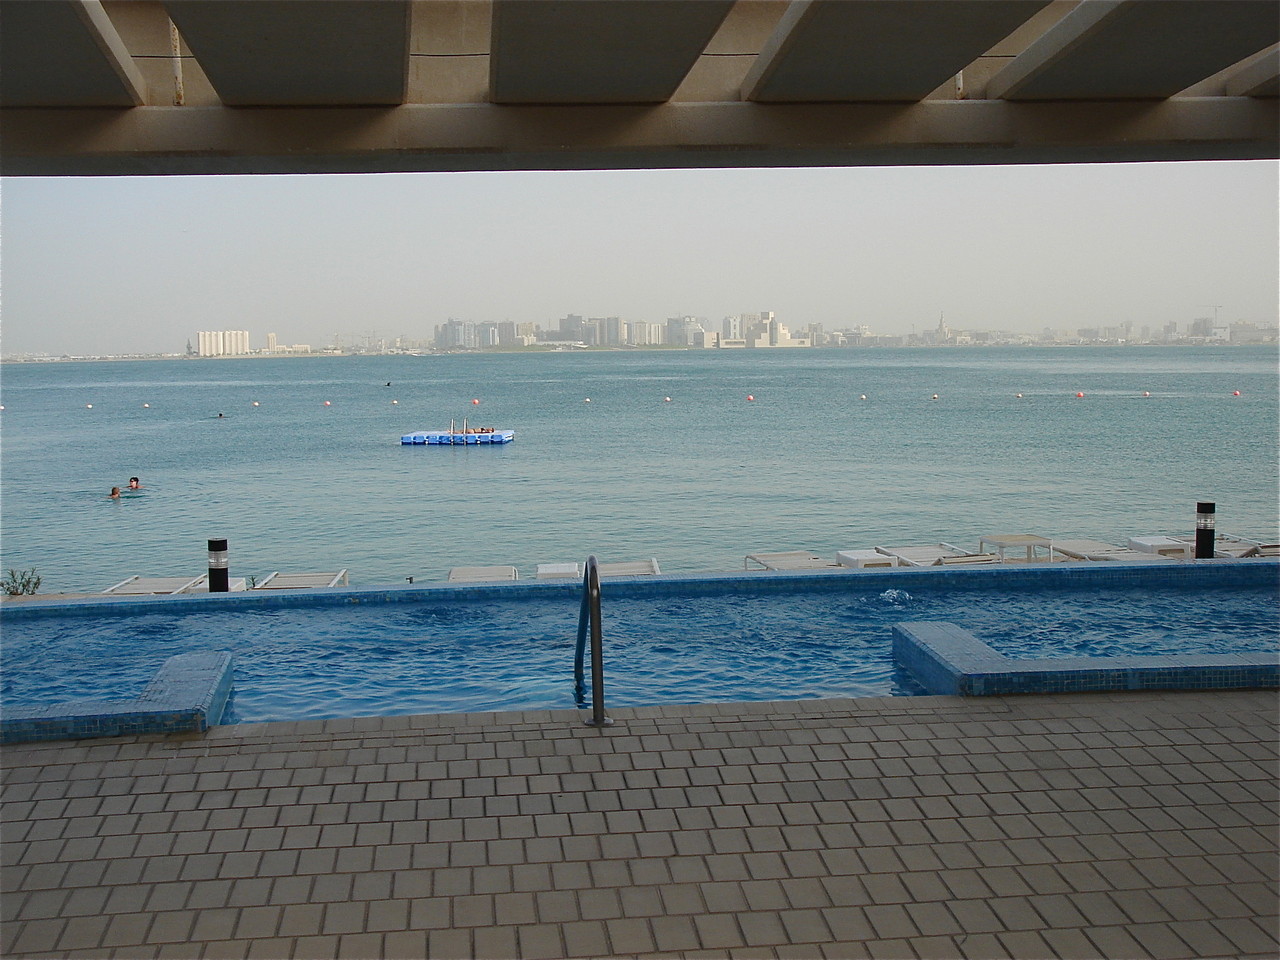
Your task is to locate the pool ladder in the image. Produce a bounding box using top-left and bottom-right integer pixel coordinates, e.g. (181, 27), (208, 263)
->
(574, 556), (612, 727)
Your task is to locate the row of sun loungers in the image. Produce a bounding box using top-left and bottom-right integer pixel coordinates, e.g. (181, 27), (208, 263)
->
(745, 531), (1279, 571)
(101, 533), (1276, 593)
(449, 559), (663, 582)
(101, 571), (348, 594)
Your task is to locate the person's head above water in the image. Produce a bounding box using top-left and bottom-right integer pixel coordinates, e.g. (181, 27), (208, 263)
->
(128, 477), (141, 489)
(109, 487), (121, 498)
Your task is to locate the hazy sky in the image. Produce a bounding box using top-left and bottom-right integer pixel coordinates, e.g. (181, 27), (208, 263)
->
(2, 160), (1276, 356)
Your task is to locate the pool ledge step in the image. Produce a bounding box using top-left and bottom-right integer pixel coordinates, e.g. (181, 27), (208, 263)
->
(893, 621), (1280, 696)
(0, 651), (233, 744)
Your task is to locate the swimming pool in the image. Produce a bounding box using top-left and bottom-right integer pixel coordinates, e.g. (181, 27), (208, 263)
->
(3, 564), (1276, 724)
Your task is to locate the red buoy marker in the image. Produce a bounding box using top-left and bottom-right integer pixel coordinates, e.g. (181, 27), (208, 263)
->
(746, 395), (755, 402)
(472, 398), (480, 405)
(1076, 392), (1084, 398)
(1233, 390), (1241, 397)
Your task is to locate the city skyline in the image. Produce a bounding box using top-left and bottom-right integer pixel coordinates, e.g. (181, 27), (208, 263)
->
(2, 160), (1277, 357)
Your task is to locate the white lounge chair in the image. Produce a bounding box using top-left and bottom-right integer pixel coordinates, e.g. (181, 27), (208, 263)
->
(598, 559), (661, 577)
(447, 565), (519, 582)
(1127, 536), (1192, 558)
(873, 544), (988, 567)
(536, 563), (582, 579)
(102, 575), (248, 594)
(103, 575), (209, 594)
(745, 551), (839, 571)
(1053, 539), (1174, 562)
(1211, 534), (1280, 558)
(836, 550), (898, 569)
(254, 570), (349, 589)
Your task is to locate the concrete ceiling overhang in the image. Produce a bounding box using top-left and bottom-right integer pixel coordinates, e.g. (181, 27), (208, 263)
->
(164, 0), (410, 106)
(490, 0), (736, 104)
(0, 0), (1276, 176)
(742, 0), (1055, 102)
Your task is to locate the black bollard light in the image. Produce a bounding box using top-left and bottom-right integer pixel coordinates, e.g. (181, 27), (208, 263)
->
(1195, 502), (1215, 559)
(208, 538), (229, 592)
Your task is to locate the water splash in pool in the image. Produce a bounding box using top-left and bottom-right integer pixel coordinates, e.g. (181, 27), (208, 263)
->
(879, 589), (913, 606)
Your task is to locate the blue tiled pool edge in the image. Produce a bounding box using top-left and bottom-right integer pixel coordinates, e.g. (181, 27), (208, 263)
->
(893, 621), (1280, 696)
(0, 651), (233, 745)
(2, 558), (1276, 619)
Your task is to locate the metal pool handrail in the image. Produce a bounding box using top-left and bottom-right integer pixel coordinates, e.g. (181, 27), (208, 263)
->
(574, 555), (612, 727)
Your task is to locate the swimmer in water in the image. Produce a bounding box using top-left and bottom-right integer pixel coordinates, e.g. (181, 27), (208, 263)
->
(128, 477), (142, 489)
(109, 487), (121, 499)
(217, 412), (225, 418)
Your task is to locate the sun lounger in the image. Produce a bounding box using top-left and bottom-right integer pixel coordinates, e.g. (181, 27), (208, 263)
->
(537, 563), (582, 579)
(597, 559), (661, 577)
(1211, 534), (1280, 558)
(1169, 533), (1280, 559)
(447, 565), (519, 582)
(745, 551), (839, 571)
(254, 570), (349, 589)
(873, 544), (977, 567)
(836, 550), (898, 569)
(1053, 539), (1174, 562)
(1127, 536), (1192, 558)
(102, 575), (210, 594)
(102, 575), (248, 594)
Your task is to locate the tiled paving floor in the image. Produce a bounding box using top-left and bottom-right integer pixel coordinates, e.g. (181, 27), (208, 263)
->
(1, 690), (1277, 959)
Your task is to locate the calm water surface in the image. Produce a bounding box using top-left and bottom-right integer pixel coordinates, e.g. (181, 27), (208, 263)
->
(1, 347), (1276, 591)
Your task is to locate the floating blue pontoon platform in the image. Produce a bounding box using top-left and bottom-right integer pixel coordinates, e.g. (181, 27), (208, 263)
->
(401, 429), (515, 445)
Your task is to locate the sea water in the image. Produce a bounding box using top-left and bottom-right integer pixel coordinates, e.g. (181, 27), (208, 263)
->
(0, 346), (1276, 591)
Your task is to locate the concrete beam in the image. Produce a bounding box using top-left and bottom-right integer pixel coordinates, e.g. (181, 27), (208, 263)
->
(2, 97), (1274, 176)
(742, 0), (1053, 102)
(164, 0), (410, 106)
(0, 0), (145, 106)
(1225, 44), (1279, 97)
(489, 0), (735, 104)
(988, 0), (1280, 100)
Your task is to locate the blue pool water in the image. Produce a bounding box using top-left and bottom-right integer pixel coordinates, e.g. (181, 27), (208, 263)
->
(3, 578), (1275, 723)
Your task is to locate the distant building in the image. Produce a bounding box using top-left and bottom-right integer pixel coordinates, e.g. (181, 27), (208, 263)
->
(197, 330), (250, 356)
